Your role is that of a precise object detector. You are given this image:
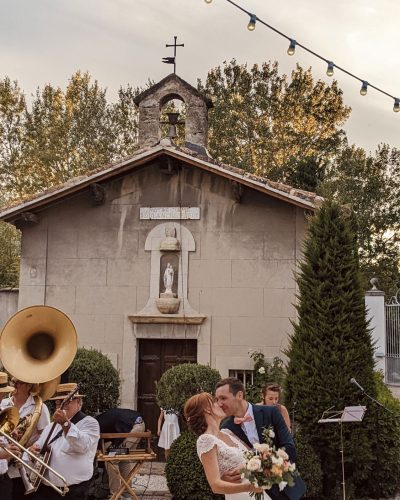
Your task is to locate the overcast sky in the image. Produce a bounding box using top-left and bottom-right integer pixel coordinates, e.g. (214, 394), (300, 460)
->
(1, 0), (399, 154)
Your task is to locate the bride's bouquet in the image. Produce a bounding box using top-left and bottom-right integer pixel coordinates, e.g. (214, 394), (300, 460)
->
(241, 426), (299, 499)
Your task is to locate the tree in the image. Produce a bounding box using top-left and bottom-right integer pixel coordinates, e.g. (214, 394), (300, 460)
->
(198, 60), (350, 187)
(0, 71), (143, 202)
(285, 200), (400, 498)
(0, 77), (28, 201)
(323, 144), (400, 296)
(23, 72), (118, 192)
(0, 222), (20, 287)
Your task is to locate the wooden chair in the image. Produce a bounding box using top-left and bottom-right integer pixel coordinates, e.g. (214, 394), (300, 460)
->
(97, 431), (156, 500)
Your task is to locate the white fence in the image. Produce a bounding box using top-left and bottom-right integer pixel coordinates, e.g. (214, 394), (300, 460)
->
(386, 298), (400, 385)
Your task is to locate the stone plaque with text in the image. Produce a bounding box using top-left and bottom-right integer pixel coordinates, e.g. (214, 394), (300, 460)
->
(140, 207), (200, 220)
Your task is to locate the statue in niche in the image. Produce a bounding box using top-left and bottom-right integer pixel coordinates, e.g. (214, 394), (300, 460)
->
(159, 254), (179, 298)
(164, 263), (174, 294)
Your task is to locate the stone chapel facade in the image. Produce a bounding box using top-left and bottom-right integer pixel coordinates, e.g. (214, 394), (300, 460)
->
(0, 74), (321, 433)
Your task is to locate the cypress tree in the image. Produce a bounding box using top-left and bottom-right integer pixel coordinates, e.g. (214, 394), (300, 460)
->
(285, 201), (400, 498)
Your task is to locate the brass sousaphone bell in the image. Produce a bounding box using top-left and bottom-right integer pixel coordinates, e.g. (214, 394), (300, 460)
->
(0, 305), (77, 384)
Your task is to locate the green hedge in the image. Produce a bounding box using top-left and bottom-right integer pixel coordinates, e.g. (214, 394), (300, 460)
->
(166, 431), (224, 500)
(156, 363), (221, 412)
(68, 347), (120, 416)
(294, 429), (323, 499)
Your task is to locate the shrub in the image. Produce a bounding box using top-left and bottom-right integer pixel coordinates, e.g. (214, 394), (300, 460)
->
(246, 352), (286, 404)
(156, 363), (221, 412)
(166, 431), (223, 500)
(354, 371), (400, 498)
(68, 347), (120, 415)
(294, 429), (323, 499)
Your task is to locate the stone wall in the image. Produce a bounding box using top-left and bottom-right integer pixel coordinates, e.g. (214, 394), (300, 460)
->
(0, 288), (18, 330)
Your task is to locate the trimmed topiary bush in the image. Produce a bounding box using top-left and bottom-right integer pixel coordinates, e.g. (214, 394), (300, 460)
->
(166, 430), (223, 500)
(156, 363), (221, 412)
(68, 347), (120, 416)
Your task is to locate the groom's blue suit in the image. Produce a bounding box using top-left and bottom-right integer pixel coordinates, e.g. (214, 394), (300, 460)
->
(221, 404), (305, 500)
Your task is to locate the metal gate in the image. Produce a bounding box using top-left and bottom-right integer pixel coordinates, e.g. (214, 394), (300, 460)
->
(386, 294), (400, 384)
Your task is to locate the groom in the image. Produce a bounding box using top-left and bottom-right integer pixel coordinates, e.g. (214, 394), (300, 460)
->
(216, 377), (305, 500)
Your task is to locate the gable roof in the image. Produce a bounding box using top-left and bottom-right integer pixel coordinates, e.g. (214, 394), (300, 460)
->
(0, 144), (322, 224)
(134, 73), (213, 108)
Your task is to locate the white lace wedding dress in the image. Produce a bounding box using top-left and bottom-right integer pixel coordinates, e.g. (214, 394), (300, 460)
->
(196, 429), (271, 499)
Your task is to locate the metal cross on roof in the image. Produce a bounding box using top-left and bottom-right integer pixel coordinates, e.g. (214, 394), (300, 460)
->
(162, 36), (184, 75)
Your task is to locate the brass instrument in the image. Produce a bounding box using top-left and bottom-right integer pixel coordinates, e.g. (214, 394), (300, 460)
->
(0, 305), (78, 495)
(0, 305), (77, 383)
(17, 377), (60, 447)
(0, 407), (69, 496)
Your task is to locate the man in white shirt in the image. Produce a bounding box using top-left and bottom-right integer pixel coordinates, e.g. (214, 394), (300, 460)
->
(28, 382), (99, 500)
(0, 377), (50, 500)
(0, 372), (22, 500)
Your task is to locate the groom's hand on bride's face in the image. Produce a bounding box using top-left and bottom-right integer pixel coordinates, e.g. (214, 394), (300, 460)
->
(221, 467), (242, 483)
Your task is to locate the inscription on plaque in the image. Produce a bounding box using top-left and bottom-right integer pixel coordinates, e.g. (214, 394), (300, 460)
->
(140, 207), (200, 220)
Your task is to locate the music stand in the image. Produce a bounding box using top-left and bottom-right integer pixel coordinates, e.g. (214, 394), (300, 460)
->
(318, 406), (366, 500)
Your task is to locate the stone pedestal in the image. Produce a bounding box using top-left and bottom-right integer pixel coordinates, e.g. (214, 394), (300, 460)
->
(156, 297), (180, 314)
(365, 279), (385, 374)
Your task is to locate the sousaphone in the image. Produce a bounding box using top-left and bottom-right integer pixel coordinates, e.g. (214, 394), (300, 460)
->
(0, 305), (77, 384)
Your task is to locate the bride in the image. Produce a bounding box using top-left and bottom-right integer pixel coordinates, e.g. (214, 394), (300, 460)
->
(184, 392), (265, 499)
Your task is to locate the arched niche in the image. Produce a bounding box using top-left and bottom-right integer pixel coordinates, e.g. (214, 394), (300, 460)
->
(130, 222), (205, 324)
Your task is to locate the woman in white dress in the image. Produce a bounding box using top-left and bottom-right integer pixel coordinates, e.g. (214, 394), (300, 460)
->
(184, 392), (263, 499)
(158, 408), (180, 459)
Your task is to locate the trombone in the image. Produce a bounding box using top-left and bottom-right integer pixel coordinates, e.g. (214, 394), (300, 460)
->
(0, 407), (69, 496)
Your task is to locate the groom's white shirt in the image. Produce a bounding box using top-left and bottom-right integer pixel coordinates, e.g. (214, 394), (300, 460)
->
(242, 403), (259, 446)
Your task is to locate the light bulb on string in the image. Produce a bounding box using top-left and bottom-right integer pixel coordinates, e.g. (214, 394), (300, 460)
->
(394, 98), (400, 113)
(287, 39), (296, 56)
(247, 14), (257, 31)
(326, 61), (334, 77)
(204, 0), (213, 3)
(360, 81), (368, 96)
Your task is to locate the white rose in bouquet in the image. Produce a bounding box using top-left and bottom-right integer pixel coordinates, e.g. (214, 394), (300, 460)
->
(247, 457), (262, 472)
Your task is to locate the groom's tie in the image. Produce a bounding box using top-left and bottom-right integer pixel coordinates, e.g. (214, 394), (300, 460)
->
(233, 415), (253, 425)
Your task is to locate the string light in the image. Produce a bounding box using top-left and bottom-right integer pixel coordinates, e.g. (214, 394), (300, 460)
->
(204, 0), (399, 113)
(247, 14), (257, 31)
(287, 39), (296, 56)
(326, 61), (334, 77)
(360, 81), (368, 96)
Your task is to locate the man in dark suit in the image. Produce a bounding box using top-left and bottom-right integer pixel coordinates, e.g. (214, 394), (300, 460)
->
(216, 378), (305, 500)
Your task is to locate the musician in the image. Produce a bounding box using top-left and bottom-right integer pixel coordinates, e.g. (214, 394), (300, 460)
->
(0, 377), (50, 500)
(0, 372), (21, 500)
(96, 408), (145, 496)
(28, 383), (99, 500)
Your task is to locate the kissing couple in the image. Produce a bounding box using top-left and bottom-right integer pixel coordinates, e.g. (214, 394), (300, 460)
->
(184, 377), (305, 499)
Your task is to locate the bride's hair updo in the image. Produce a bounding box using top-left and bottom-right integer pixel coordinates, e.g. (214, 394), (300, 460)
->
(184, 392), (214, 436)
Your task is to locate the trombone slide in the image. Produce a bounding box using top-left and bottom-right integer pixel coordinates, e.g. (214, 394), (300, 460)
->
(0, 430), (69, 496)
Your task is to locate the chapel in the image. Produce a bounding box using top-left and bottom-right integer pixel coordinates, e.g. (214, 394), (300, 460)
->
(0, 73), (321, 435)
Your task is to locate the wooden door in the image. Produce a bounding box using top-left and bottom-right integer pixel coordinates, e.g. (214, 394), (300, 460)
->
(137, 339), (197, 459)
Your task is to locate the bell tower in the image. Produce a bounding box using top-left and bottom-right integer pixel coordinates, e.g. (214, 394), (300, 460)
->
(134, 73), (213, 150)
